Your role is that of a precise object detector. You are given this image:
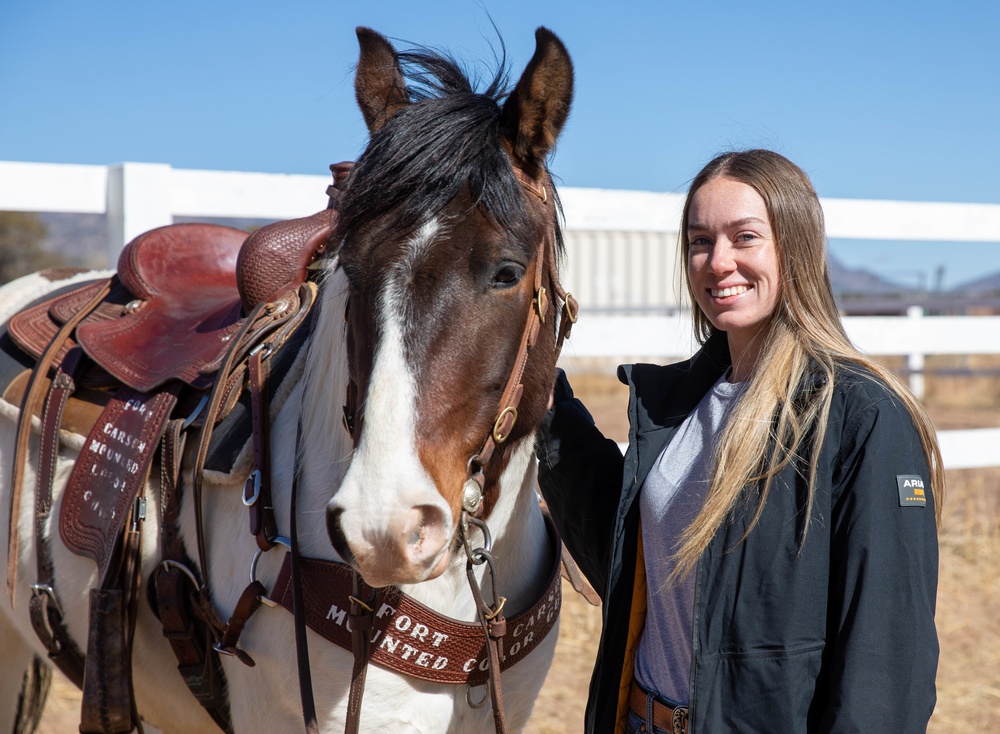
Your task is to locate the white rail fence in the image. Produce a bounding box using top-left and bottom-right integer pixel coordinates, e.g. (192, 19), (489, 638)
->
(566, 312), (1000, 470)
(2, 160), (999, 469)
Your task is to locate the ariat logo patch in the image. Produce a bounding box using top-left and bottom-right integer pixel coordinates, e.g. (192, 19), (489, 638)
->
(896, 475), (927, 507)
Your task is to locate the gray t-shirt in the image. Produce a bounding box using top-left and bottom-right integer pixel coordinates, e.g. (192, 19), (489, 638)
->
(633, 373), (747, 705)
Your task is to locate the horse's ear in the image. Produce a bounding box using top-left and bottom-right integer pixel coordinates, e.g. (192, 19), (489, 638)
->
(500, 28), (574, 171)
(355, 27), (410, 133)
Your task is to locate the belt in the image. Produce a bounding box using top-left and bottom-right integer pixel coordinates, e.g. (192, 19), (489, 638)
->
(629, 679), (689, 734)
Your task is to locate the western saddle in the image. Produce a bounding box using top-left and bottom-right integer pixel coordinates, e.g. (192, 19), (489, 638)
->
(3, 164), (350, 733)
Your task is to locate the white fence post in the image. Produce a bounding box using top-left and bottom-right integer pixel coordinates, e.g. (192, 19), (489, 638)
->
(105, 163), (174, 266)
(907, 305), (926, 399)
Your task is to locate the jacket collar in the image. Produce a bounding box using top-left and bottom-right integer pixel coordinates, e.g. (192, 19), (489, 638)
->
(617, 330), (732, 495)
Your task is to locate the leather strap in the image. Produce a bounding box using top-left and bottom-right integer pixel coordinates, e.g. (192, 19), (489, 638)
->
(345, 572), (376, 734)
(29, 347), (87, 688)
(464, 168), (577, 519)
(8, 278), (112, 604)
(244, 346), (277, 550)
(481, 601), (508, 734)
(289, 427), (320, 734)
(629, 679), (689, 734)
(191, 284), (316, 600)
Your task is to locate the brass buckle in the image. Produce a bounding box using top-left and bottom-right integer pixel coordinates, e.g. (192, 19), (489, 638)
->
(492, 406), (517, 443)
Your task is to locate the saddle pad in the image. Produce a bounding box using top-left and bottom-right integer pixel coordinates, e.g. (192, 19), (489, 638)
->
(60, 384), (180, 580)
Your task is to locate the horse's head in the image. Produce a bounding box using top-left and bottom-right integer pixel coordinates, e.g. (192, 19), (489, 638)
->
(325, 27), (574, 587)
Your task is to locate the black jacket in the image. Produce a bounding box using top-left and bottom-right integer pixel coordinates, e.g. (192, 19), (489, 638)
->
(536, 333), (939, 732)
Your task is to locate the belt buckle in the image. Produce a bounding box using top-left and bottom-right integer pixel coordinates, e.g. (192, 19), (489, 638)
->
(671, 705), (689, 734)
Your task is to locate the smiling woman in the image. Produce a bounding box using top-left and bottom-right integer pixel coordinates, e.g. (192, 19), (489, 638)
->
(536, 149), (945, 733)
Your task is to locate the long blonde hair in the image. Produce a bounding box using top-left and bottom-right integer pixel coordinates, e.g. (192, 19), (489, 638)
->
(671, 150), (944, 580)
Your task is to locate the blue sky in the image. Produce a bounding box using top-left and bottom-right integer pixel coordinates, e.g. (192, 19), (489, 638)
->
(2, 0), (998, 286)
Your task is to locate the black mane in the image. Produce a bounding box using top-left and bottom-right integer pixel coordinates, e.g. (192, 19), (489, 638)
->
(336, 47), (535, 243)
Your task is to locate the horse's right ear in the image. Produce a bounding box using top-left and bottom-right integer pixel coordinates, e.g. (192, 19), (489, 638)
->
(500, 27), (574, 172)
(355, 27), (410, 133)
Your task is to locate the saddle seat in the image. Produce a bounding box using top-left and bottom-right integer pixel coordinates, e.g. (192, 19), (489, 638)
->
(79, 222), (247, 392)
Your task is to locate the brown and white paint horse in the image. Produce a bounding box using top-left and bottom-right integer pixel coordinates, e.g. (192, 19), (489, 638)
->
(0, 26), (574, 733)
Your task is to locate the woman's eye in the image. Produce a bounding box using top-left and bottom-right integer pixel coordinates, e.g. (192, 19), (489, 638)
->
(737, 233), (758, 243)
(492, 263), (524, 288)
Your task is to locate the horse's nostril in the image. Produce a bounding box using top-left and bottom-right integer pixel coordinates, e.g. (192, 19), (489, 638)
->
(407, 505), (449, 557)
(326, 507), (354, 564)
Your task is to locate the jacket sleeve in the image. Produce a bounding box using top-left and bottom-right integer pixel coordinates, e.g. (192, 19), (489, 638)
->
(535, 369), (625, 596)
(819, 390), (939, 732)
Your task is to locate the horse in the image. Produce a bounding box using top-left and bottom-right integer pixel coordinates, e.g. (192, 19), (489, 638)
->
(0, 25), (575, 734)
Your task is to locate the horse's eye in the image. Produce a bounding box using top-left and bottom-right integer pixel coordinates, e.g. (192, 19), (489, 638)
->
(492, 263), (524, 288)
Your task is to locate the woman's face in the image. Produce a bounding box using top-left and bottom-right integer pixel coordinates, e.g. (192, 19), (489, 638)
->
(687, 176), (780, 366)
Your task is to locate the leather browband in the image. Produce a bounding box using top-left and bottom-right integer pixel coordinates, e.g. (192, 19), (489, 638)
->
(270, 515), (562, 687)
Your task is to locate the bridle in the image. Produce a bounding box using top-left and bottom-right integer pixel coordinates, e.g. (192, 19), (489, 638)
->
(459, 169), (577, 520)
(453, 167), (577, 734)
(327, 165), (577, 734)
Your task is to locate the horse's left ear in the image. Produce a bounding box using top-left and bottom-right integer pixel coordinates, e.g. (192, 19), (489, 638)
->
(355, 27), (410, 133)
(500, 28), (574, 171)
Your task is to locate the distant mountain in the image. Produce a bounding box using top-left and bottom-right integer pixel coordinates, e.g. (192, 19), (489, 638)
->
(826, 253), (911, 296)
(951, 271), (1000, 295)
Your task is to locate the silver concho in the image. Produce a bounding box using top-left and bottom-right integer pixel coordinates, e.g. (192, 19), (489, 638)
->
(462, 478), (483, 515)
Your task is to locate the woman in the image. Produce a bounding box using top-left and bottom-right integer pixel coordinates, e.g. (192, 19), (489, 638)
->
(536, 150), (942, 733)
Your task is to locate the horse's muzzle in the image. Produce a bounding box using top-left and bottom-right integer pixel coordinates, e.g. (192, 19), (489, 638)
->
(325, 502), (452, 588)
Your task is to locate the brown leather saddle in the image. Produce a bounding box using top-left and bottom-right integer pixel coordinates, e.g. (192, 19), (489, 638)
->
(3, 166), (346, 733)
(6, 208), (335, 573)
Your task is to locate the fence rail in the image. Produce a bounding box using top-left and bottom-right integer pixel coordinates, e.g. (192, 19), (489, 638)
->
(2, 160), (999, 469)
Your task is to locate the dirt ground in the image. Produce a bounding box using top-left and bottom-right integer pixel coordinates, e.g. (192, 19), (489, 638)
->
(35, 366), (1000, 732)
